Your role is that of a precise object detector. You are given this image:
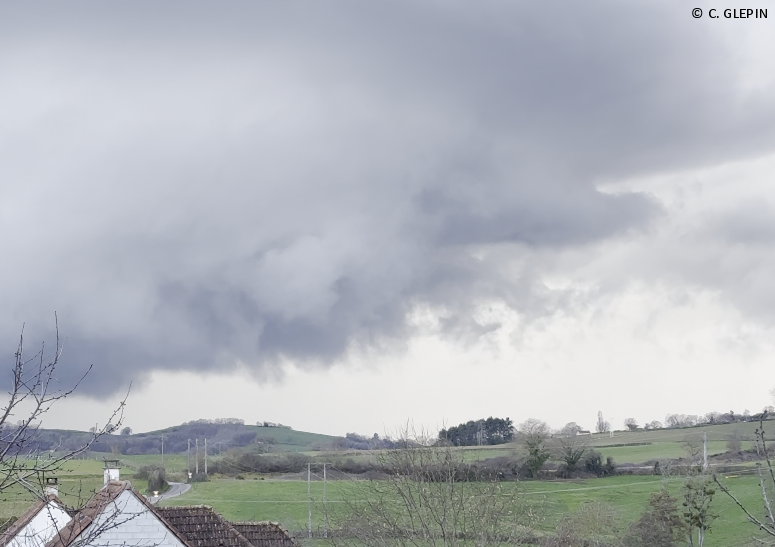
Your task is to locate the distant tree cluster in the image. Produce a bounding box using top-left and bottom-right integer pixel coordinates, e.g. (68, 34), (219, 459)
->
(330, 432), (400, 451)
(438, 417), (514, 446)
(256, 421), (291, 429)
(624, 418), (639, 431)
(184, 418), (246, 426)
(664, 409), (767, 428)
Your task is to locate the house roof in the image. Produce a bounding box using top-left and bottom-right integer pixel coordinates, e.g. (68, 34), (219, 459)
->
(46, 481), (191, 547)
(156, 507), (297, 547)
(10, 485), (297, 547)
(0, 495), (67, 547)
(156, 507), (253, 547)
(231, 523), (298, 547)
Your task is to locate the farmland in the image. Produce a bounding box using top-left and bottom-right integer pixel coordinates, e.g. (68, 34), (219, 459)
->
(1, 420), (772, 546)
(160, 474), (769, 546)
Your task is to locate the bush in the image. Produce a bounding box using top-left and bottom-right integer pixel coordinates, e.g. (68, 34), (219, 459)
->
(134, 464), (163, 481)
(584, 451), (616, 477)
(211, 452), (311, 475)
(188, 472), (209, 483)
(622, 489), (684, 547)
(542, 501), (621, 546)
(147, 467), (168, 493)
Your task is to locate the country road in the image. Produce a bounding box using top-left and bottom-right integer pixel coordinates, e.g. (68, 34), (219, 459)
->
(149, 481), (191, 503)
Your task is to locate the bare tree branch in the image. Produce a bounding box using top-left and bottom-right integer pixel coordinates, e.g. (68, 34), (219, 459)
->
(0, 316), (131, 500)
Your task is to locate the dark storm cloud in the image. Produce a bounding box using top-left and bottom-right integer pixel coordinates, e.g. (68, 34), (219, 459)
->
(1, 1), (774, 394)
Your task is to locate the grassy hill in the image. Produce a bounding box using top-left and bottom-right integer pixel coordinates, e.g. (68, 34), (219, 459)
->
(438, 419), (770, 465)
(17, 422), (338, 458)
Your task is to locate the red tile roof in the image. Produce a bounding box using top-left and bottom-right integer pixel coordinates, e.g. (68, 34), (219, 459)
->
(156, 507), (298, 547)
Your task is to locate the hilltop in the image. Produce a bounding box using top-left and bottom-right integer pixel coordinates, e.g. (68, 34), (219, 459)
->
(19, 421), (337, 456)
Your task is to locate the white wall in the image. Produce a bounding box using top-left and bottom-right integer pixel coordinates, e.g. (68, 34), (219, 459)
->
(7, 502), (72, 547)
(76, 491), (186, 547)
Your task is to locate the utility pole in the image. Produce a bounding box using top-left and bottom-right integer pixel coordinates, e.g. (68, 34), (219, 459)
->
(161, 434), (165, 466)
(195, 439), (199, 475)
(323, 462), (327, 538)
(307, 463), (312, 539)
(204, 438), (208, 475)
(187, 439), (191, 473)
(703, 431), (708, 473)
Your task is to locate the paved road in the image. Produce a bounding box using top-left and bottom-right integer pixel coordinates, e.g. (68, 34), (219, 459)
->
(149, 482), (191, 503)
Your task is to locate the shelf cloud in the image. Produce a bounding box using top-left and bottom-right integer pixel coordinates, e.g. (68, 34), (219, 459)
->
(2, 1), (774, 396)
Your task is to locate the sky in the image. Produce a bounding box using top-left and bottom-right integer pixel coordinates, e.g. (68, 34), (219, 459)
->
(2, 1), (775, 438)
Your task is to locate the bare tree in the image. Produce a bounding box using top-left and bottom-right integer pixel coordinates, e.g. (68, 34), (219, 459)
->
(328, 429), (541, 547)
(681, 475), (716, 547)
(559, 422), (582, 436)
(0, 317), (129, 499)
(596, 411), (610, 434)
(714, 414), (775, 542)
(553, 434), (589, 478)
(518, 419), (550, 479)
(624, 418), (638, 431)
(726, 429), (742, 453)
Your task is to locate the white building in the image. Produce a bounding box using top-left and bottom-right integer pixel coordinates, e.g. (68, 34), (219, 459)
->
(45, 480), (189, 547)
(0, 480), (71, 547)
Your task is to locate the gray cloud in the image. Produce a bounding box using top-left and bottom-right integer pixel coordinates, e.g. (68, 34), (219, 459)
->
(2, 1), (774, 395)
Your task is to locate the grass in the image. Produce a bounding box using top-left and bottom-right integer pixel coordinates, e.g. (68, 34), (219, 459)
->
(0, 455), (181, 521)
(3, 420), (773, 545)
(426, 420), (763, 465)
(160, 473), (773, 546)
(118, 454), (189, 473)
(0, 461), (104, 521)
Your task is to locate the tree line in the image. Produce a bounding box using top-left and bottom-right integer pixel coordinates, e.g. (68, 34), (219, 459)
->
(438, 416), (515, 446)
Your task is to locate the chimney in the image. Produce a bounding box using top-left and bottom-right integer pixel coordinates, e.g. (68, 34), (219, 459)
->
(44, 477), (58, 497)
(103, 459), (121, 486)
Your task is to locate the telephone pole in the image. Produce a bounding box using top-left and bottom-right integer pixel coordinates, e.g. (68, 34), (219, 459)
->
(195, 439), (199, 475)
(204, 438), (208, 475)
(161, 435), (165, 466)
(187, 439), (191, 473)
(307, 463), (312, 539)
(323, 463), (327, 538)
(703, 431), (708, 473)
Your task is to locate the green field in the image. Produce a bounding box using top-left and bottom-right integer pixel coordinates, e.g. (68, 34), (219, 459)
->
(412, 420), (762, 465)
(2, 421), (773, 546)
(160, 474), (771, 546)
(0, 459), (105, 520)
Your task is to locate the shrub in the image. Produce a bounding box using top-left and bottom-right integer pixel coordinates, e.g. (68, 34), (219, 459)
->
(147, 467), (168, 493)
(585, 451), (616, 477)
(188, 472), (209, 483)
(135, 464), (163, 481)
